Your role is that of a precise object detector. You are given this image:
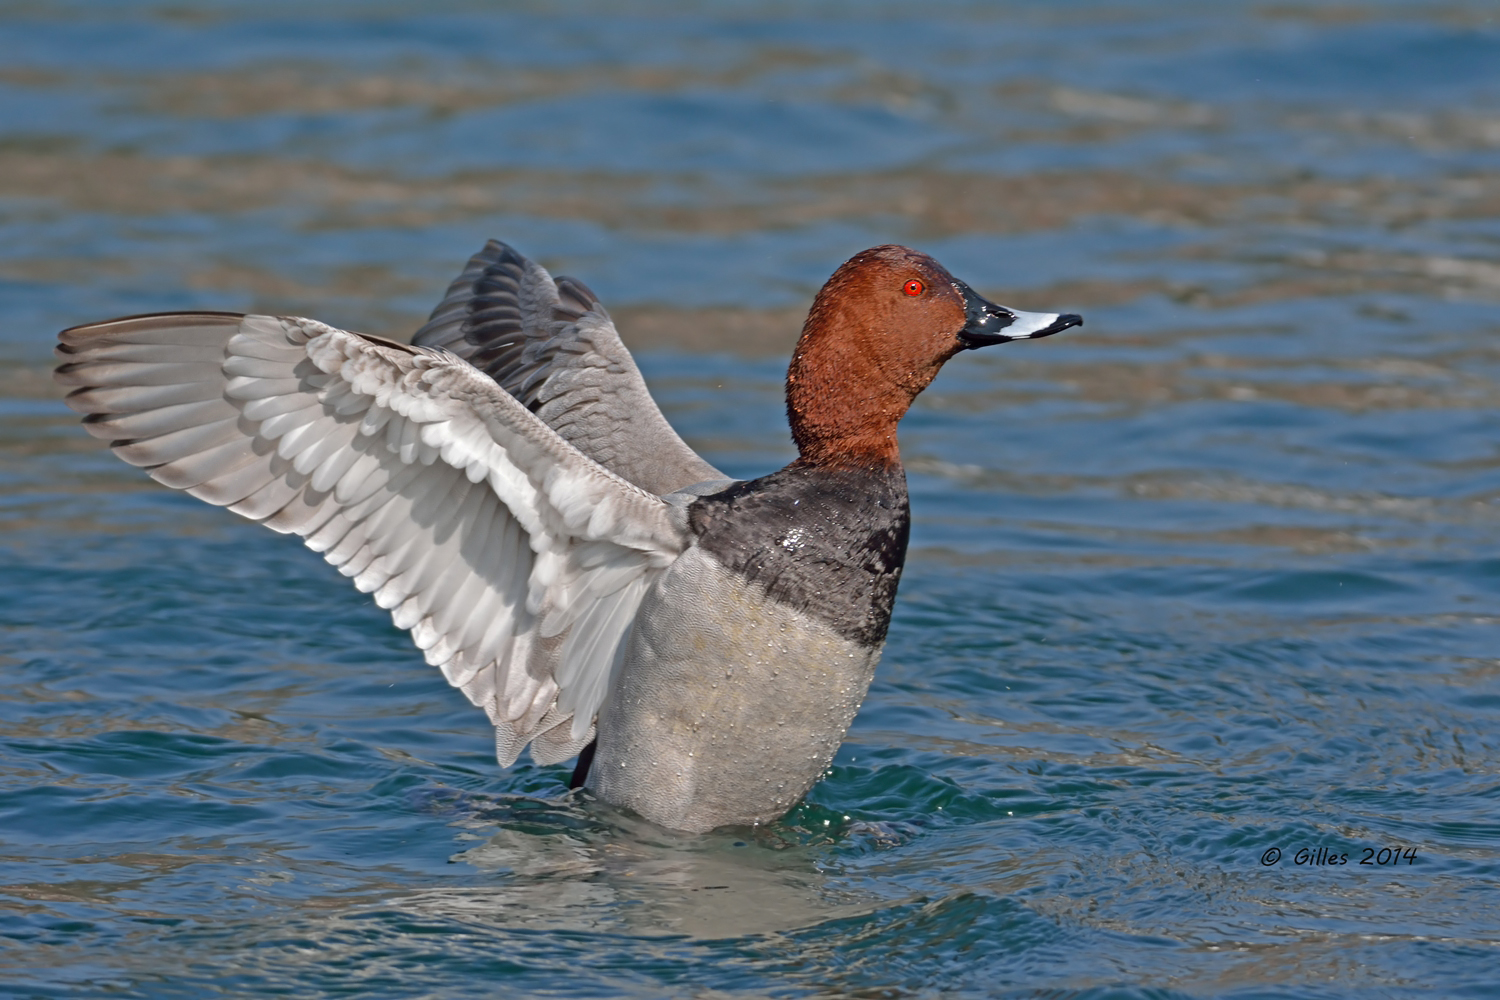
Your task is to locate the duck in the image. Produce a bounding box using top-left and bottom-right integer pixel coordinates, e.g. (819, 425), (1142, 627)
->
(54, 241), (1081, 833)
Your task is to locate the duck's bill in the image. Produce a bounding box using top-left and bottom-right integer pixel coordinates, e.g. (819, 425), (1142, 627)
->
(955, 282), (1083, 349)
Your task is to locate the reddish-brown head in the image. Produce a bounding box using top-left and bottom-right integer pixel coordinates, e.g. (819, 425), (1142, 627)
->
(785, 245), (1080, 468)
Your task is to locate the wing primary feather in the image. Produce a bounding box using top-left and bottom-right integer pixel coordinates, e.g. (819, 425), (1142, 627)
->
(82, 397), (235, 441)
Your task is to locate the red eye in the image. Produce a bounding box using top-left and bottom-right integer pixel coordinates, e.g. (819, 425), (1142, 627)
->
(903, 279), (925, 296)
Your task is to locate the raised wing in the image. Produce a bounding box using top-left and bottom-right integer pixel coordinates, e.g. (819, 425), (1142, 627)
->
(413, 240), (725, 496)
(56, 312), (689, 765)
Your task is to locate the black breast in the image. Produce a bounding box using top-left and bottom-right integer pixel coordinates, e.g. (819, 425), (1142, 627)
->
(686, 461), (910, 648)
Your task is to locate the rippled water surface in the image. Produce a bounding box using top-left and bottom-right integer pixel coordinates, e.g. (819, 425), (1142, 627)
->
(4, 2), (1500, 997)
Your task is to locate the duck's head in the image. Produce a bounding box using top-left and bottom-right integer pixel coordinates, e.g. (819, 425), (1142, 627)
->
(786, 245), (1082, 467)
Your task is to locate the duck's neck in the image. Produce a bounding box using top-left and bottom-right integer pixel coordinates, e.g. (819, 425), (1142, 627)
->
(785, 327), (912, 470)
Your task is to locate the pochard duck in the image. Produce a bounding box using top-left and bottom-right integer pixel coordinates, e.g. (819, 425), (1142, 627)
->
(55, 241), (1080, 832)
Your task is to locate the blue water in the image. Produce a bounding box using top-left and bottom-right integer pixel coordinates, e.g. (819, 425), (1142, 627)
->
(3, 2), (1500, 996)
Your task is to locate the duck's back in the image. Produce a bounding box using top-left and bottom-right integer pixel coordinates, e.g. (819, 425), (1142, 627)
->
(588, 462), (909, 831)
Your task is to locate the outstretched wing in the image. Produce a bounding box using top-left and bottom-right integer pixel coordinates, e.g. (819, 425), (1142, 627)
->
(413, 240), (725, 496)
(56, 312), (689, 765)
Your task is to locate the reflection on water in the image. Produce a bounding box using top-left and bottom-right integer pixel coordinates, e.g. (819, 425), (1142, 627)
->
(435, 795), (891, 939)
(3, 1), (1500, 997)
